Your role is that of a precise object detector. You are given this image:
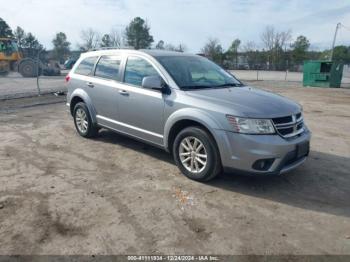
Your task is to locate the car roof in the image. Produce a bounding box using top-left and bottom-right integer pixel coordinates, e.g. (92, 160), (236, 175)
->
(140, 49), (195, 57)
(80, 49), (196, 59)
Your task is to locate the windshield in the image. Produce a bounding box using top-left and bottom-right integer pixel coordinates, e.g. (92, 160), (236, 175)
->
(0, 40), (19, 54)
(156, 55), (243, 90)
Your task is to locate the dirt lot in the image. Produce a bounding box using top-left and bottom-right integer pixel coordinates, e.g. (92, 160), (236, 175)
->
(0, 81), (349, 255)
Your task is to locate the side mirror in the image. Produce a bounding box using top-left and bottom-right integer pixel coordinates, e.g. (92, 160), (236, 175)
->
(142, 75), (167, 93)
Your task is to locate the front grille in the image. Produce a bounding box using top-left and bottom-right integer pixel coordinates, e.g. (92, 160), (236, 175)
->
(273, 116), (292, 124)
(272, 113), (304, 138)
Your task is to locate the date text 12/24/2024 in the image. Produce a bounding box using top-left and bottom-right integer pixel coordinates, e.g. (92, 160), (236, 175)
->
(127, 256), (220, 261)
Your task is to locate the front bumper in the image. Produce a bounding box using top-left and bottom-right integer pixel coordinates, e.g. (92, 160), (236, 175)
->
(213, 127), (311, 176)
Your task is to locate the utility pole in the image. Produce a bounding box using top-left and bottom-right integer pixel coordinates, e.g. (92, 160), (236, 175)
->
(330, 23), (341, 61)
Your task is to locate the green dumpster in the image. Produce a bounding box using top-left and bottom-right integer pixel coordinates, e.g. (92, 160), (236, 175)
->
(303, 60), (343, 88)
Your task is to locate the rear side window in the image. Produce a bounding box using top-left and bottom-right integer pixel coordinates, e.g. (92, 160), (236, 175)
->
(74, 57), (97, 76)
(124, 56), (159, 87)
(95, 56), (121, 80)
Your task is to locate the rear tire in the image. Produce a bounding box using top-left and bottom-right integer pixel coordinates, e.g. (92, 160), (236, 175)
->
(73, 102), (98, 138)
(18, 58), (40, 77)
(173, 127), (222, 182)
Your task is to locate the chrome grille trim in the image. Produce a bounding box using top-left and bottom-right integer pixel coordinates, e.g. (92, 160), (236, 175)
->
(272, 113), (304, 138)
(274, 117), (303, 127)
(282, 128), (305, 138)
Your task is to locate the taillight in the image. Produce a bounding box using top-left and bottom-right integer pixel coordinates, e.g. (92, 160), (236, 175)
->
(65, 75), (70, 82)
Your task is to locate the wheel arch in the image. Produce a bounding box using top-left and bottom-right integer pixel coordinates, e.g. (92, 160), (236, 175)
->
(164, 109), (222, 153)
(69, 89), (97, 125)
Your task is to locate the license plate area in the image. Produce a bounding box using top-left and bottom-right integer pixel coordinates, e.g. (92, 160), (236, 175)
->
(296, 141), (310, 159)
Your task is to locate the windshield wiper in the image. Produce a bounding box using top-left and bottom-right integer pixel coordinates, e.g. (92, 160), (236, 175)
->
(181, 83), (244, 90)
(180, 85), (213, 90)
(213, 83), (243, 88)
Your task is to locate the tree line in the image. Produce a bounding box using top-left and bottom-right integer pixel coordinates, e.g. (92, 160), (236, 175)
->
(202, 27), (350, 71)
(1, 16), (349, 70)
(0, 18), (43, 58)
(78, 17), (186, 52)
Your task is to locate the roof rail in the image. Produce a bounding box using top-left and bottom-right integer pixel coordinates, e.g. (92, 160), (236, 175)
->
(89, 46), (135, 51)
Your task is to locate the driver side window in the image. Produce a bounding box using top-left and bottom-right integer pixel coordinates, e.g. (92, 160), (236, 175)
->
(124, 56), (159, 87)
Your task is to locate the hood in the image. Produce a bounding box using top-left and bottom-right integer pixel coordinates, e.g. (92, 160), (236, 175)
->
(185, 86), (301, 118)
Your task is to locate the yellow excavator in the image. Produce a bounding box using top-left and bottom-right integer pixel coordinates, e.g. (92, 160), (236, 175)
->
(0, 37), (60, 77)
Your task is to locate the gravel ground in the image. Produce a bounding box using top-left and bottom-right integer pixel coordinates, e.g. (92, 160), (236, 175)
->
(0, 82), (349, 255)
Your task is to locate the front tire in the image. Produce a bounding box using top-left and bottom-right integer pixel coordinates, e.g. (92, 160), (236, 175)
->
(73, 102), (98, 138)
(173, 127), (222, 182)
(0, 61), (10, 76)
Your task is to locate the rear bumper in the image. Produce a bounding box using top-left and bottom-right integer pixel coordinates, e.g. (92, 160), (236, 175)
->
(213, 127), (311, 176)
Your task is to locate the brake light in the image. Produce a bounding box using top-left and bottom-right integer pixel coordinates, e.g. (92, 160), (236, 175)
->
(65, 75), (71, 82)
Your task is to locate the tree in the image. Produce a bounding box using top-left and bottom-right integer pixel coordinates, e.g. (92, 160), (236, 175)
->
(176, 43), (187, 52)
(278, 30), (292, 50)
(156, 40), (165, 49)
(291, 35), (310, 65)
(261, 26), (275, 55)
(320, 49), (332, 60)
(261, 26), (292, 70)
(201, 38), (224, 65)
(110, 29), (122, 47)
(331, 45), (350, 63)
(14, 26), (25, 49)
(226, 38), (241, 68)
(80, 28), (100, 50)
(243, 41), (256, 52)
(125, 17), (154, 49)
(22, 32), (43, 58)
(52, 32), (70, 63)
(277, 30), (292, 69)
(12, 26), (43, 58)
(156, 40), (186, 52)
(0, 17), (13, 38)
(242, 41), (257, 68)
(100, 34), (112, 47)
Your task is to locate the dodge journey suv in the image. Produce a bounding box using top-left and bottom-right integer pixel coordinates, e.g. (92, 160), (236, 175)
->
(66, 49), (311, 181)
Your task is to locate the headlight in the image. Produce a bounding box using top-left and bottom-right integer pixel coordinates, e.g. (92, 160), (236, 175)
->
(226, 115), (275, 134)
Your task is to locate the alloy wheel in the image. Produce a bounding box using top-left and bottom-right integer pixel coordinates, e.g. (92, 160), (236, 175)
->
(179, 136), (207, 174)
(75, 108), (88, 133)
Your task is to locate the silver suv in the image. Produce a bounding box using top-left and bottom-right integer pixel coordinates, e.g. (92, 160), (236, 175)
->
(66, 49), (311, 181)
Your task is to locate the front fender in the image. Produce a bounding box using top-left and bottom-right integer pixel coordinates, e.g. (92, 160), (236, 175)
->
(164, 108), (223, 150)
(69, 88), (97, 125)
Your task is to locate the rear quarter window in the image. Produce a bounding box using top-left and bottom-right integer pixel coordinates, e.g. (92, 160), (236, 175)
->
(74, 56), (98, 76)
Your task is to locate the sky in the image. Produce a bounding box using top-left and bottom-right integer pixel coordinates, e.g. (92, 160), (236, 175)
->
(1, 0), (350, 52)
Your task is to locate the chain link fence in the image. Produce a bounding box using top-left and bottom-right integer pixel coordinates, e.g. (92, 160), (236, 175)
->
(0, 64), (67, 100)
(1, 65), (350, 101)
(230, 68), (350, 88)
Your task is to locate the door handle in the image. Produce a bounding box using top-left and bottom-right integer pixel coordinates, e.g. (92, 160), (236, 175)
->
(86, 82), (94, 88)
(119, 90), (129, 96)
